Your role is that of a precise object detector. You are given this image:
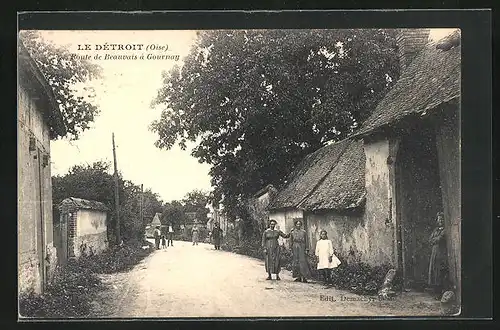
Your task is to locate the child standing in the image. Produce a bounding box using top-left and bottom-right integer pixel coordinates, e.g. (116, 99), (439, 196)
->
(161, 235), (167, 249)
(315, 230), (341, 287)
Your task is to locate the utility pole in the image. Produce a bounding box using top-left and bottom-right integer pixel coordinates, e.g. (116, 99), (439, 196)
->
(112, 133), (120, 245)
(140, 184), (144, 227)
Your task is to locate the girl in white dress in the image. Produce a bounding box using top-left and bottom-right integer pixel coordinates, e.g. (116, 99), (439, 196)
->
(315, 230), (341, 287)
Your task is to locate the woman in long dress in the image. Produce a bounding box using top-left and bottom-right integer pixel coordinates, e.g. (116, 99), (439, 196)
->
(192, 223), (200, 246)
(315, 230), (341, 287)
(427, 212), (448, 294)
(290, 220), (312, 282)
(262, 219), (289, 280)
(211, 222), (223, 250)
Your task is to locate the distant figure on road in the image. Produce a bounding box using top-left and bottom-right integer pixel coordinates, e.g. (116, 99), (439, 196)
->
(315, 230), (341, 287)
(192, 223), (200, 246)
(211, 222), (223, 250)
(153, 226), (161, 250)
(167, 223), (174, 247)
(235, 217), (244, 246)
(161, 235), (167, 249)
(289, 220), (312, 283)
(262, 219), (290, 280)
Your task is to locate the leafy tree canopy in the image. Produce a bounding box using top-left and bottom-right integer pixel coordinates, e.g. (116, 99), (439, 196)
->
(52, 161), (163, 242)
(20, 30), (102, 140)
(160, 200), (186, 227)
(182, 189), (210, 224)
(150, 29), (399, 221)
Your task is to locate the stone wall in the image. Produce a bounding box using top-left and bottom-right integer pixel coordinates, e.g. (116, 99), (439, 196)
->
(75, 232), (108, 257)
(362, 138), (397, 266)
(72, 209), (108, 257)
(18, 252), (41, 294)
(18, 84), (57, 294)
(269, 209), (304, 246)
(435, 108), (461, 304)
(306, 210), (367, 261)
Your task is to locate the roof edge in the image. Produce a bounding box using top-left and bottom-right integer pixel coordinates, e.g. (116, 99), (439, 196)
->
(351, 96), (460, 139)
(18, 41), (67, 138)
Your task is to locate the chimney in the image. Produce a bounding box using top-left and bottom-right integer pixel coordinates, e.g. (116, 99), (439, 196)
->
(396, 28), (430, 71)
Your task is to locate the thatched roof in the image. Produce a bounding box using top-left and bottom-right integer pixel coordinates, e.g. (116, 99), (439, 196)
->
(253, 184), (277, 198)
(59, 197), (109, 213)
(298, 139), (366, 211)
(269, 138), (365, 212)
(18, 42), (66, 138)
(354, 30), (461, 137)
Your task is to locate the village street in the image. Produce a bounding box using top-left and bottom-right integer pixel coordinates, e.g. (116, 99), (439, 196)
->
(91, 240), (443, 318)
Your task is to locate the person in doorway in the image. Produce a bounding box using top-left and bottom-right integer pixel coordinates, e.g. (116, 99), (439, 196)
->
(262, 219), (289, 280)
(289, 220), (312, 283)
(211, 222), (223, 250)
(315, 230), (341, 287)
(161, 234), (167, 249)
(192, 223), (200, 246)
(167, 223), (174, 247)
(153, 226), (161, 250)
(427, 211), (448, 296)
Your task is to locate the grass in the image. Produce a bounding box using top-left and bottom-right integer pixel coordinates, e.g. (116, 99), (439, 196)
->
(18, 239), (155, 318)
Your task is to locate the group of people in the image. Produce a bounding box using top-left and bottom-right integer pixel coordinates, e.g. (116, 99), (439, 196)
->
(190, 222), (223, 249)
(153, 223), (174, 250)
(261, 219), (341, 286)
(261, 212), (449, 294)
(154, 221), (223, 250)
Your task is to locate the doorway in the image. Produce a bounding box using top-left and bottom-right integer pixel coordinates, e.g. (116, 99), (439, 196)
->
(395, 121), (444, 290)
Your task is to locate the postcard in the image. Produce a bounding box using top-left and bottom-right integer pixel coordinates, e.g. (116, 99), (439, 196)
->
(17, 12), (466, 319)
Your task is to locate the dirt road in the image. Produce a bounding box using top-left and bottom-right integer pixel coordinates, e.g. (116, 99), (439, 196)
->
(92, 240), (443, 318)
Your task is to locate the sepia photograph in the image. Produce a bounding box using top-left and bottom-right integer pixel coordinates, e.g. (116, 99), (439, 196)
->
(17, 19), (463, 319)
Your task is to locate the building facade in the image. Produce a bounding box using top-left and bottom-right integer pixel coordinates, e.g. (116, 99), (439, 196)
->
(18, 42), (66, 294)
(267, 29), (461, 304)
(354, 29), (461, 300)
(57, 197), (109, 261)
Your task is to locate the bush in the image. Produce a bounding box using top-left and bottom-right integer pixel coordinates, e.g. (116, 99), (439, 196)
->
(19, 239), (154, 318)
(75, 240), (154, 274)
(221, 231), (264, 260)
(330, 262), (402, 295)
(19, 263), (105, 318)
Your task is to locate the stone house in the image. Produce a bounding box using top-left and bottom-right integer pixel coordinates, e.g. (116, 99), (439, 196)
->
(18, 42), (66, 294)
(268, 139), (366, 253)
(57, 197), (109, 260)
(352, 29), (461, 301)
(264, 29), (461, 303)
(145, 212), (162, 237)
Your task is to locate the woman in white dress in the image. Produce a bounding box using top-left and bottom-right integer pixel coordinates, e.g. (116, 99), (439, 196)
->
(315, 230), (341, 287)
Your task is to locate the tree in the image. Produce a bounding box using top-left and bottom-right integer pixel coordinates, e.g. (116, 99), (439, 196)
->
(182, 190), (210, 225)
(52, 161), (164, 243)
(150, 29), (399, 227)
(160, 200), (186, 228)
(141, 189), (164, 223)
(19, 30), (102, 140)
(52, 161), (115, 209)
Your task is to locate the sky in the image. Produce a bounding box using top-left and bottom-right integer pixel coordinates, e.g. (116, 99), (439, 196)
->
(36, 28), (456, 203)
